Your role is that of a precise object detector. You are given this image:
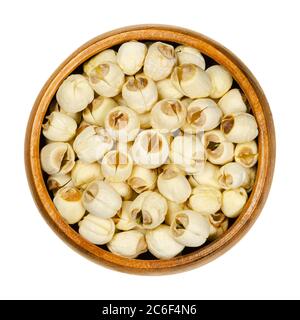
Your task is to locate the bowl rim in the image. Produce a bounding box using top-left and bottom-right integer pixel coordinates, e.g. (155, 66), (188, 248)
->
(25, 24), (276, 275)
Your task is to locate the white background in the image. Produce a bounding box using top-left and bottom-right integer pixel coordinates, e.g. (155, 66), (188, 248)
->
(0, 0), (298, 300)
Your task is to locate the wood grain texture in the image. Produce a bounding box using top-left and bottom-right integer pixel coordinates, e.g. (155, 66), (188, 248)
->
(25, 25), (276, 275)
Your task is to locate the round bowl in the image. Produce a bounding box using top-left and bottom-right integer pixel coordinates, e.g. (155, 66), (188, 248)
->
(25, 25), (275, 275)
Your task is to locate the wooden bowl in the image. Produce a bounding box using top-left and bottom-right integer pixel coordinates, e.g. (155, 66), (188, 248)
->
(25, 25), (275, 275)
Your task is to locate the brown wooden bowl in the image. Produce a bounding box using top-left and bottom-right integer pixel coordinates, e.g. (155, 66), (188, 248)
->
(25, 25), (275, 275)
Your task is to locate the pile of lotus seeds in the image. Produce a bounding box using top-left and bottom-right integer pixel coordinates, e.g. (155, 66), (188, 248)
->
(40, 41), (258, 260)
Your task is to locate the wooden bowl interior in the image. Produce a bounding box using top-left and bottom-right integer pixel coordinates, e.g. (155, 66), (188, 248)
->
(25, 25), (275, 274)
